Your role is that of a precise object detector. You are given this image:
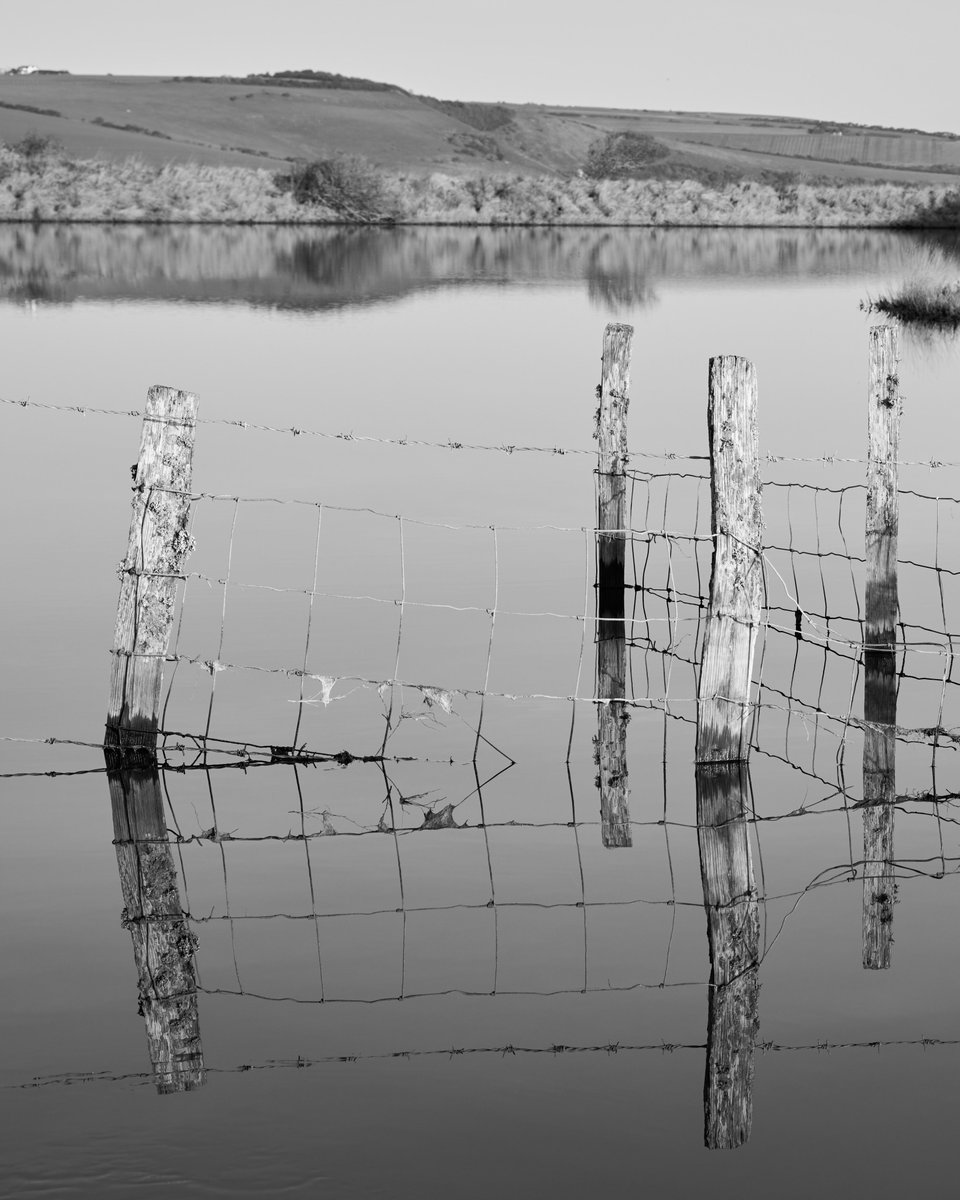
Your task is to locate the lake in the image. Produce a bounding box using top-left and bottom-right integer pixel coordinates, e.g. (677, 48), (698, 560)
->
(3, 223), (960, 1198)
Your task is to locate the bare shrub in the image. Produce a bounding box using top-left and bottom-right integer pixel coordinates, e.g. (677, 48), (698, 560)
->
(274, 154), (392, 220)
(13, 132), (61, 161)
(584, 132), (670, 179)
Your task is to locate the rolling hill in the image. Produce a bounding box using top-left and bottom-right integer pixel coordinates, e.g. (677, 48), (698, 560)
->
(2, 71), (960, 186)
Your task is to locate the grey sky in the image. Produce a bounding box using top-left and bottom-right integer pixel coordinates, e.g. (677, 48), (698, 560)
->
(6, 0), (958, 133)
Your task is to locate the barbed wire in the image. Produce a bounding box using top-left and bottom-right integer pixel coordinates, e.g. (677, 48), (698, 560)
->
(9, 1033), (959, 1091)
(0, 732), (481, 779)
(7, 394), (960, 470)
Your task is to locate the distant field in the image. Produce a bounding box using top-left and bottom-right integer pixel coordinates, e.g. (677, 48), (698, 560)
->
(0, 75), (584, 174)
(0, 103), (285, 168)
(683, 132), (960, 168)
(650, 137), (960, 186)
(1, 73), (960, 185)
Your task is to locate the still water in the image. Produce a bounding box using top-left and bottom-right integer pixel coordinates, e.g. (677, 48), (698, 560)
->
(3, 224), (960, 1197)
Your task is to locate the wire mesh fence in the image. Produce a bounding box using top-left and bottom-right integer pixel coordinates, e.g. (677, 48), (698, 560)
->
(149, 759), (960, 1006)
(66, 447), (956, 808)
(8, 334), (960, 1147)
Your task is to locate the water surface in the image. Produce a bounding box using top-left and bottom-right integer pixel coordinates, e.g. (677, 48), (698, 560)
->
(3, 224), (960, 1198)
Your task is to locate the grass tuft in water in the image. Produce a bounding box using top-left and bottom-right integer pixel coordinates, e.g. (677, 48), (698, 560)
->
(866, 246), (960, 328)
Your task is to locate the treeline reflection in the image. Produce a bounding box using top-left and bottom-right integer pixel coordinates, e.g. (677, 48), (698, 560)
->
(0, 223), (948, 311)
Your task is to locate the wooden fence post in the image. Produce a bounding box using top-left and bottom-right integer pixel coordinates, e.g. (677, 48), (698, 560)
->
(105, 386), (198, 754)
(696, 357), (763, 764)
(862, 326), (899, 969)
(110, 766), (205, 1092)
(595, 323), (633, 847)
(697, 762), (760, 1150)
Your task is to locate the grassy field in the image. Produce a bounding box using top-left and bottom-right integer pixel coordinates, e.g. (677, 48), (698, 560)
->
(680, 131), (960, 169)
(2, 73), (960, 186)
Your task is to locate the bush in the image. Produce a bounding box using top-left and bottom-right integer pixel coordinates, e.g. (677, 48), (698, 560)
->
(584, 132), (670, 179)
(274, 154), (391, 219)
(13, 132), (61, 160)
(417, 97), (515, 131)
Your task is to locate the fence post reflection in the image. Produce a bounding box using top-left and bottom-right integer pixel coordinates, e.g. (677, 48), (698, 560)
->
(862, 325), (900, 970)
(597, 625), (630, 847)
(696, 762), (760, 1149)
(107, 761), (205, 1092)
(595, 322), (633, 847)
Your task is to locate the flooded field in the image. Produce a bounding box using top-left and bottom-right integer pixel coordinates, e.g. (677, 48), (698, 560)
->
(3, 224), (960, 1197)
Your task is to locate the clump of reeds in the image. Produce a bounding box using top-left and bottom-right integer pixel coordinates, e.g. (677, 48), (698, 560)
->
(866, 245), (960, 329)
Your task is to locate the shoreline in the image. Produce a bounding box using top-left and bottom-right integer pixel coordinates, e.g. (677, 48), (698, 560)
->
(2, 144), (959, 228)
(2, 217), (960, 229)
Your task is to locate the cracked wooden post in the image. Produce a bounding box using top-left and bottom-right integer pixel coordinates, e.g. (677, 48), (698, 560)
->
(595, 323), (633, 847)
(862, 326), (899, 970)
(696, 357), (763, 764)
(697, 762), (760, 1150)
(110, 766), (204, 1092)
(105, 386), (198, 755)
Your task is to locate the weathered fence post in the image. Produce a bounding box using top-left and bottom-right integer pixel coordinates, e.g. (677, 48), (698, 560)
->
(697, 762), (760, 1150)
(105, 386), (198, 754)
(595, 323), (633, 847)
(110, 766), (204, 1092)
(862, 326), (899, 969)
(696, 357), (763, 763)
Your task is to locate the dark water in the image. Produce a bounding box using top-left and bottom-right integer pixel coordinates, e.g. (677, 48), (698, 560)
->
(3, 224), (960, 1198)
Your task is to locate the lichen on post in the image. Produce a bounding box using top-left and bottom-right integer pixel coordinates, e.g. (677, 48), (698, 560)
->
(862, 325), (900, 969)
(696, 356), (763, 764)
(594, 323), (633, 847)
(105, 386), (198, 754)
(697, 762), (760, 1149)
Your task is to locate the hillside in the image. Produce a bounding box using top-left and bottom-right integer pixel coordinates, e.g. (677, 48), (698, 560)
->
(2, 72), (960, 185)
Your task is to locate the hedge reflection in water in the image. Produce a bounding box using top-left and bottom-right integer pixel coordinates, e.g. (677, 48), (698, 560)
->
(1, 223), (958, 311)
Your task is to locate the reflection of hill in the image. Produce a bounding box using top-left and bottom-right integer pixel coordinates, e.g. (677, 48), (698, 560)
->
(0, 224), (931, 312)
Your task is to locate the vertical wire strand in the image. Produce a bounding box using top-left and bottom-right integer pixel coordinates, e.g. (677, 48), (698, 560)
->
(206, 767), (242, 992)
(293, 504), (323, 750)
(203, 498), (240, 749)
(783, 485), (803, 761)
(566, 764), (588, 994)
(380, 515), (406, 755)
(567, 525), (592, 762)
(640, 478), (654, 699)
(751, 549), (772, 754)
(474, 761), (499, 996)
(659, 754), (677, 986)
(380, 763), (407, 1000)
(473, 525), (500, 761)
(628, 473), (642, 704)
(661, 532), (680, 721)
(293, 763), (325, 1001)
(836, 486), (862, 778)
(747, 765), (769, 957)
(811, 488), (831, 774)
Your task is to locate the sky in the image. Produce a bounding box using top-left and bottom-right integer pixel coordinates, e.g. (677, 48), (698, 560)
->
(5, 0), (959, 133)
